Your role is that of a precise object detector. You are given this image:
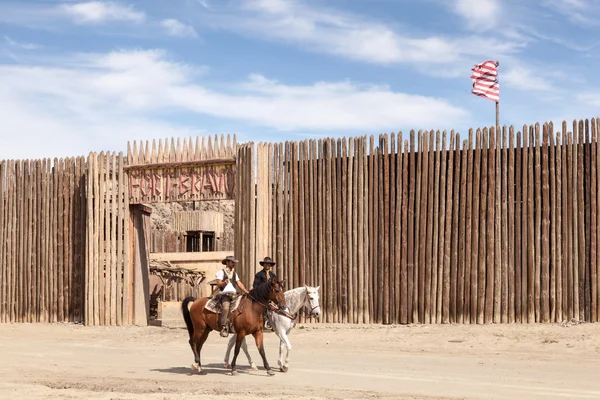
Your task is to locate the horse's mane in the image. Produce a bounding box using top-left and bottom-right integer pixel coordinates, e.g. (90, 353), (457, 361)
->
(248, 280), (273, 303)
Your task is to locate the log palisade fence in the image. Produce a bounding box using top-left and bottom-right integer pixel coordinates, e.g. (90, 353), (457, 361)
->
(237, 118), (600, 325)
(3, 121), (600, 326)
(0, 157), (87, 324)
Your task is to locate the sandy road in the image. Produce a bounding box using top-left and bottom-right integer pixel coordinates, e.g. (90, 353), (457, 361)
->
(1, 322), (600, 399)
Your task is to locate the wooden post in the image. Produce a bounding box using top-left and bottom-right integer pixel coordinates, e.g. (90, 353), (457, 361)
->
(131, 204), (152, 326)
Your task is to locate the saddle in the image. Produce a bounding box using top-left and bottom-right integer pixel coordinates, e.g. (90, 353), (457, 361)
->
(205, 294), (243, 313)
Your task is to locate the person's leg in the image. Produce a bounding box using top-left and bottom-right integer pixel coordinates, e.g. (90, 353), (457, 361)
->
(220, 295), (231, 337)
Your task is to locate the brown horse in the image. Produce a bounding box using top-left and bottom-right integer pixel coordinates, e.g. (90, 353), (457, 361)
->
(181, 278), (287, 376)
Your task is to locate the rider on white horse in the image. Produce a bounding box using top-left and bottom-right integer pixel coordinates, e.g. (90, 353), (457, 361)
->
(252, 256), (278, 330)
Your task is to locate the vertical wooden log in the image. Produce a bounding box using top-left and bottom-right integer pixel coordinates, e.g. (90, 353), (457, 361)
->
(542, 124), (551, 323)
(436, 131), (448, 324)
(521, 129), (529, 322)
(407, 132), (416, 323)
(596, 118), (600, 322)
(514, 133), (522, 322)
(356, 137), (364, 323)
(342, 139), (350, 323)
(570, 128), (578, 321)
(326, 140), (334, 322)
(0, 161), (5, 323)
(413, 132), (422, 323)
(549, 126), (557, 322)
(363, 137), (370, 323)
(298, 142), (306, 294)
(443, 131), (455, 323)
(418, 132), (430, 323)
(507, 128), (516, 323)
(376, 138), (383, 323)
(33, 161), (40, 322)
(382, 136), (390, 324)
(486, 128), (496, 324)
(395, 134), (403, 324)
(502, 128), (510, 323)
(534, 124), (542, 322)
(451, 135), (461, 323)
(463, 130), (474, 323)
(457, 139), (468, 324)
(526, 126), (535, 323)
(400, 140), (410, 324)
(116, 153), (124, 325)
(431, 131), (441, 323)
(583, 120), (591, 321)
(335, 140), (343, 322)
(425, 131), (435, 323)
(577, 121), (585, 320)
(389, 135), (396, 324)
(470, 130), (482, 324)
(589, 119), (597, 322)
(478, 130), (488, 325)
(556, 133), (564, 322)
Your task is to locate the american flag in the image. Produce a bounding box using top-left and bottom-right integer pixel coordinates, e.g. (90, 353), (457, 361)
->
(471, 60), (499, 102)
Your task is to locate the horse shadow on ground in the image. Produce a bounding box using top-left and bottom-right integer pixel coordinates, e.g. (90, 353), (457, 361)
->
(151, 363), (263, 376)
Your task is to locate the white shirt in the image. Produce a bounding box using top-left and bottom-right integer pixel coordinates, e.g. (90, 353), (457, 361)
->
(215, 268), (240, 294)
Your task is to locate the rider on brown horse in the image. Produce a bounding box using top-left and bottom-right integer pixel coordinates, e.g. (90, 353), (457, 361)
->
(253, 257), (278, 329)
(216, 256), (249, 337)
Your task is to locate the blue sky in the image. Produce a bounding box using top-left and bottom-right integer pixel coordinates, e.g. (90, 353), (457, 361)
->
(1, 0), (600, 159)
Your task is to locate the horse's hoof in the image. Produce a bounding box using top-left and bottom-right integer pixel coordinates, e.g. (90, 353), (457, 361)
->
(231, 370), (239, 376)
(280, 365), (289, 373)
(191, 363), (199, 372)
(250, 362), (258, 371)
(197, 369), (207, 375)
(267, 369), (276, 376)
(224, 363), (231, 369)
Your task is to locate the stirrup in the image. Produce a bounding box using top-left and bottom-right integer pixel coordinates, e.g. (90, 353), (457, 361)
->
(220, 327), (229, 337)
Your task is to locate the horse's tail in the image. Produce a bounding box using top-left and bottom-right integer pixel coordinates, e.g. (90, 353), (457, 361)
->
(181, 296), (195, 339)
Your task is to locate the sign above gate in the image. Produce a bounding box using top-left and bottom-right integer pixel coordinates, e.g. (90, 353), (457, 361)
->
(127, 162), (235, 204)
(126, 135), (237, 204)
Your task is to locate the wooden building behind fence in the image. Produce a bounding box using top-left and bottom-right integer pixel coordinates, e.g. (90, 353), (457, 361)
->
(1, 118), (600, 325)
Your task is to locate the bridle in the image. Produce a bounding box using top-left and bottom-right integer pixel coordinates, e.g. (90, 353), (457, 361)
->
(244, 290), (294, 319)
(303, 290), (321, 317)
(288, 289), (321, 320)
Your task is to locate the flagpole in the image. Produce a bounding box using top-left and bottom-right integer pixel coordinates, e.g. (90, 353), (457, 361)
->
(495, 61), (500, 130)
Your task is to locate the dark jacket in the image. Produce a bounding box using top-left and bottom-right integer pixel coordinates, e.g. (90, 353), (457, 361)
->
(253, 269), (277, 289)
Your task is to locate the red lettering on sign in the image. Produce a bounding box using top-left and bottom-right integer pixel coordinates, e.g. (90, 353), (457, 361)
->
(180, 170), (191, 196)
(152, 174), (162, 196)
(130, 173), (140, 198)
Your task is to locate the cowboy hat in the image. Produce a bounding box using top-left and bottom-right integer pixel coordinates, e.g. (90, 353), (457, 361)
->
(221, 256), (239, 265)
(259, 256), (276, 266)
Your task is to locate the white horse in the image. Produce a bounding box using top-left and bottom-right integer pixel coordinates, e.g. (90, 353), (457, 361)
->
(224, 285), (321, 372)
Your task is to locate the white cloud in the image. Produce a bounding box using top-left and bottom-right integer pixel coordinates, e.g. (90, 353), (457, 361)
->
(577, 92), (600, 107)
(206, 0), (523, 67)
(543, 0), (600, 26)
(60, 1), (145, 24)
(0, 49), (469, 159)
(195, 0), (210, 9)
(4, 36), (40, 50)
(161, 19), (198, 38)
(451, 0), (501, 30)
(502, 64), (554, 92)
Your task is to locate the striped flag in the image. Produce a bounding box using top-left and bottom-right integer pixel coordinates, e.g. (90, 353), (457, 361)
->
(471, 60), (499, 102)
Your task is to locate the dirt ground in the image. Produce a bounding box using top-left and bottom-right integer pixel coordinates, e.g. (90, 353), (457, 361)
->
(1, 321), (600, 400)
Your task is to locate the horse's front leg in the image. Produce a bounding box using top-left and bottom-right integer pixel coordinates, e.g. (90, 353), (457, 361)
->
(241, 336), (258, 370)
(253, 329), (275, 376)
(224, 333), (236, 368)
(231, 332), (244, 376)
(278, 337), (286, 372)
(192, 328), (210, 375)
(279, 328), (293, 372)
